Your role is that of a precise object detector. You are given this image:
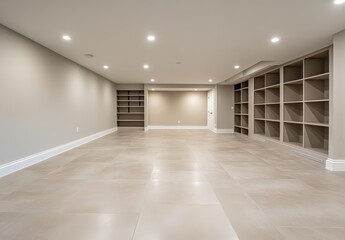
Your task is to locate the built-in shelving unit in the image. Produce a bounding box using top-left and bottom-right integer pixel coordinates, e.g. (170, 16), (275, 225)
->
(245, 48), (330, 156)
(282, 49), (330, 154)
(117, 90), (145, 127)
(253, 69), (281, 141)
(234, 81), (249, 135)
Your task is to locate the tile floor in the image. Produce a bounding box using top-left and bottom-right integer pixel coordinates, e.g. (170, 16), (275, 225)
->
(1, 130), (345, 240)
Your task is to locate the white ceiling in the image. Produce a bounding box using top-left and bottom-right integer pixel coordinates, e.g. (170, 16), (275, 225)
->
(0, 0), (345, 84)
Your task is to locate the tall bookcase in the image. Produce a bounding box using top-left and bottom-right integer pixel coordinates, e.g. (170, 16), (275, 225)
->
(248, 48), (330, 156)
(254, 69), (281, 141)
(234, 80), (249, 135)
(117, 90), (145, 128)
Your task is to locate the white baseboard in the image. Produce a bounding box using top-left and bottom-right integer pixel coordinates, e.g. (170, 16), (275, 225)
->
(147, 125), (209, 130)
(326, 159), (345, 171)
(213, 128), (234, 134)
(0, 127), (117, 178)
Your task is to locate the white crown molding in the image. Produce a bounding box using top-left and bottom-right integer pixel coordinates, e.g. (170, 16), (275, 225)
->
(0, 127), (117, 178)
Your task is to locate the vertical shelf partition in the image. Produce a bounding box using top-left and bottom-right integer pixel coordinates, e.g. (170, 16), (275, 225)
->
(234, 81), (249, 135)
(117, 90), (145, 128)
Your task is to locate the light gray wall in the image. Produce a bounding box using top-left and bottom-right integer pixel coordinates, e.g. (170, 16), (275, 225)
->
(216, 85), (234, 129)
(0, 25), (116, 165)
(148, 91), (207, 126)
(330, 30), (345, 160)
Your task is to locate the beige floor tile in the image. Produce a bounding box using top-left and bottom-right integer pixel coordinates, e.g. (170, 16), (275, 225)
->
(132, 204), (239, 240)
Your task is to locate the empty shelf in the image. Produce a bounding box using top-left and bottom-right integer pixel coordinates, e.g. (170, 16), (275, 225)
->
(266, 104), (280, 120)
(254, 76), (265, 90)
(266, 121), (280, 140)
(284, 80), (303, 102)
(254, 105), (265, 119)
(265, 70), (280, 87)
(284, 103), (303, 122)
(266, 87), (280, 103)
(254, 119), (265, 135)
(304, 50), (329, 78)
(283, 122), (303, 147)
(254, 90), (265, 104)
(305, 77), (329, 101)
(304, 101), (329, 125)
(304, 125), (329, 154)
(284, 61), (303, 83)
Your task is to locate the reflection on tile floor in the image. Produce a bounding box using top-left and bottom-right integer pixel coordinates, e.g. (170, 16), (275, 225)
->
(1, 130), (345, 240)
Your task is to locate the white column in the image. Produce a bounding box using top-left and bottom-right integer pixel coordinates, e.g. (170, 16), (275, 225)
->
(326, 29), (345, 171)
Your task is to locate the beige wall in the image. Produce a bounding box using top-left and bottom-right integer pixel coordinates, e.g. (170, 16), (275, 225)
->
(0, 25), (116, 165)
(216, 85), (234, 129)
(148, 91), (207, 126)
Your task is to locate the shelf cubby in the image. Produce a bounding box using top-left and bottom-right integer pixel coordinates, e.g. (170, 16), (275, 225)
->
(242, 103), (248, 114)
(284, 103), (303, 123)
(304, 77), (329, 101)
(304, 101), (329, 125)
(304, 51), (329, 78)
(265, 70), (280, 87)
(254, 105), (265, 119)
(284, 61), (303, 83)
(254, 76), (265, 90)
(242, 89), (249, 102)
(304, 125), (329, 154)
(235, 104), (241, 114)
(235, 126), (241, 133)
(266, 121), (280, 140)
(235, 83), (242, 91)
(242, 128), (249, 136)
(266, 104), (280, 121)
(235, 91), (241, 103)
(242, 115), (249, 128)
(254, 119), (265, 136)
(235, 115), (241, 126)
(284, 81), (303, 102)
(242, 81), (248, 88)
(266, 87), (280, 103)
(283, 122), (303, 147)
(254, 90), (265, 104)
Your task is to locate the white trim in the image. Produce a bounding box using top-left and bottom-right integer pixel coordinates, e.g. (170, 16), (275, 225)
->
(326, 159), (345, 171)
(147, 125), (209, 130)
(213, 128), (234, 134)
(0, 127), (117, 178)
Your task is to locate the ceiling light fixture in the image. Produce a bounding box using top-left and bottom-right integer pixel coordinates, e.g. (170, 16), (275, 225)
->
(271, 37), (280, 43)
(143, 64), (149, 69)
(147, 35), (156, 42)
(194, 89), (198, 91)
(62, 35), (71, 41)
(150, 79), (155, 82)
(103, 65), (109, 69)
(152, 88), (155, 91)
(334, 0), (345, 4)
(209, 79), (213, 82)
(234, 65), (240, 69)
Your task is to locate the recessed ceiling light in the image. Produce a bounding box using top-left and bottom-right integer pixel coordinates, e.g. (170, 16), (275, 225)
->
(209, 79), (213, 82)
(334, 0), (345, 4)
(103, 65), (109, 69)
(147, 35), (156, 42)
(194, 89), (198, 91)
(234, 65), (240, 69)
(143, 64), (149, 69)
(152, 88), (155, 91)
(150, 79), (155, 82)
(271, 37), (280, 43)
(62, 35), (71, 41)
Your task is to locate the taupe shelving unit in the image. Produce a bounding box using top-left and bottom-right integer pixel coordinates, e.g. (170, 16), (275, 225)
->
(234, 81), (249, 135)
(283, 49), (329, 154)
(117, 90), (145, 127)
(253, 69), (281, 141)
(248, 48), (330, 155)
